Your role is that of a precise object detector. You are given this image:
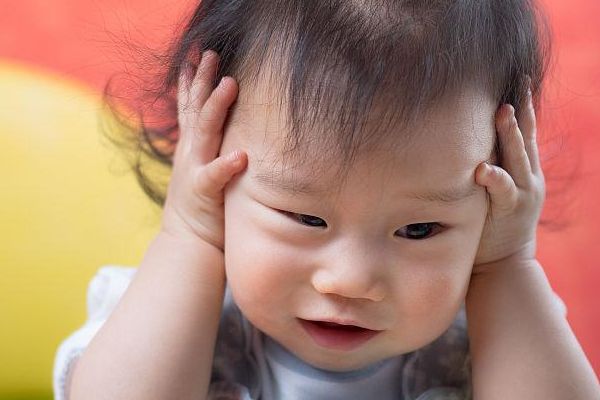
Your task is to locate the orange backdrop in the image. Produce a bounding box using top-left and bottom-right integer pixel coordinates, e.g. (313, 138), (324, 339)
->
(1, 0), (599, 391)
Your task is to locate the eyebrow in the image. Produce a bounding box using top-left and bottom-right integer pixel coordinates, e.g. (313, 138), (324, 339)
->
(253, 171), (328, 196)
(252, 171), (480, 205)
(404, 183), (479, 204)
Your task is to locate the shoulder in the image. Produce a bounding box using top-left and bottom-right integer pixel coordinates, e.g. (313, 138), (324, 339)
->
(84, 265), (137, 320)
(54, 267), (260, 400)
(53, 265), (137, 400)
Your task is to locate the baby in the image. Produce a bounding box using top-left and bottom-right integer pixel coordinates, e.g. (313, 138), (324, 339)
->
(54, 0), (600, 399)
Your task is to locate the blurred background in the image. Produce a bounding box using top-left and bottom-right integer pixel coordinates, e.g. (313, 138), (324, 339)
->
(0, 0), (598, 398)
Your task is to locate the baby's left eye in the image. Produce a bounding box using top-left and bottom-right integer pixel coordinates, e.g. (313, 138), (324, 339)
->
(282, 212), (328, 228)
(395, 223), (443, 240)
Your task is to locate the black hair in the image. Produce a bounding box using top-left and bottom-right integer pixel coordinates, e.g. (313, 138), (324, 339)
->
(102, 0), (575, 230)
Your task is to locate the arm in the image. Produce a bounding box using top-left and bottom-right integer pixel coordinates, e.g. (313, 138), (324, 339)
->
(466, 258), (600, 399)
(469, 82), (599, 399)
(69, 232), (226, 400)
(69, 49), (246, 400)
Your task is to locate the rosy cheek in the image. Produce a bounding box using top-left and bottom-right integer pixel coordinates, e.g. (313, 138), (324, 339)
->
(225, 243), (301, 337)
(394, 267), (467, 321)
(224, 221), (304, 309)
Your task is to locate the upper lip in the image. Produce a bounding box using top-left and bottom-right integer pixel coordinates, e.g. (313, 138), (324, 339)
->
(301, 318), (382, 331)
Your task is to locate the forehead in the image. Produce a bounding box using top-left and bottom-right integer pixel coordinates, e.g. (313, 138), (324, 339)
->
(223, 80), (497, 193)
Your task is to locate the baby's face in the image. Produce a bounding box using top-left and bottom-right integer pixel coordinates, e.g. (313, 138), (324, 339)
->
(220, 82), (497, 372)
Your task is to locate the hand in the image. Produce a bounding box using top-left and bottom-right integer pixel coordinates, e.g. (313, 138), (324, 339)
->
(472, 84), (545, 273)
(161, 50), (247, 251)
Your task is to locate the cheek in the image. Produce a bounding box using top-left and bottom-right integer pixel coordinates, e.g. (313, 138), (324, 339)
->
(223, 189), (304, 322)
(388, 266), (470, 350)
(391, 233), (475, 328)
(394, 227), (484, 318)
(225, 226), (293, 298)
(396, 266), (469, 317)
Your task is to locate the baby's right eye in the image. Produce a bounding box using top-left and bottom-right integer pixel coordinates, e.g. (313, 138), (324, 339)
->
(282, 211), (328, 228)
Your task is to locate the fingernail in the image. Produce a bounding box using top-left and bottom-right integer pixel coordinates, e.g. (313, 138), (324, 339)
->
(217, 76), (226, 89)
(505, 104), (515, 122)
(228, 150), (245, 166)
(227, 150), (240, 161)
(481, 161), (490, 173)
(179, 62), (193, 83)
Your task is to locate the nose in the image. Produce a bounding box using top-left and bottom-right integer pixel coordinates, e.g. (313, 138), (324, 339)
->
(311, 243), (387, 302)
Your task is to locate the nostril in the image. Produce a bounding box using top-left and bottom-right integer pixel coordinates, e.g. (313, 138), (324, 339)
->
(310, 269), (386, 302)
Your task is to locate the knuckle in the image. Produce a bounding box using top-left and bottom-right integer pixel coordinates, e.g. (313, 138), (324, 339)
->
(522, 173), (536, 188)
(518, 176), (535, 193)
(490, 165), (504, 180)
(200, 158), (230, 189)
(500, 180), (515, 199)
(497, 170), (516, 195)
(207, 87), (229, 112)
(194, 167), (216, 194)
(196, 108), (220, 126)
(202, 165), (221, 188)
(207, 102), (228, 121)
(178, 103), (195, 122)
(201, 91), (229, 116)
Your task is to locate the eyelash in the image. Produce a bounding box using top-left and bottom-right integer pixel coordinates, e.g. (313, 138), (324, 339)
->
(281, 212), (444, 240)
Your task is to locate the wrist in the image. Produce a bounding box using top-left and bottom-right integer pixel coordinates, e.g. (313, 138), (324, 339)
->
(160, 203), (225, 251)
(153, 230), (226, 276)
(158, 228), (224, 255)
(467, 258), (553, 312)
(472, 242), (538, 276)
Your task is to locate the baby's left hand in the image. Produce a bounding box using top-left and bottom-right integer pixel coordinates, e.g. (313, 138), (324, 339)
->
(472, 86), (546, 274)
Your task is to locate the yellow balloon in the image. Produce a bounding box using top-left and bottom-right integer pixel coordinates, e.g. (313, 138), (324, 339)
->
(0, 60), (159, 396)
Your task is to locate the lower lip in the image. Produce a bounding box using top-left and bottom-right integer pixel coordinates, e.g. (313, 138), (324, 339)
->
(299, 319), (381, 351)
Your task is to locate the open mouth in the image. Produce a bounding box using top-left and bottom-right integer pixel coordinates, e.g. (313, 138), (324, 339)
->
(299, 319), (381, 351)
(310, 321), (368, 331)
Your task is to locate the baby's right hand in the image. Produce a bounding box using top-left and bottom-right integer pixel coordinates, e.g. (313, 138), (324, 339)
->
(161, 50), (247, 251)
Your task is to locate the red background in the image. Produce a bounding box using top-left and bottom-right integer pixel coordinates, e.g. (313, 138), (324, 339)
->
(2, 0), (598, 376)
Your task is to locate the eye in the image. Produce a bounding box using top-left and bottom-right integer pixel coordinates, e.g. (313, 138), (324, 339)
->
(283, 212), (327, 228)
(395, 223), (443, 240)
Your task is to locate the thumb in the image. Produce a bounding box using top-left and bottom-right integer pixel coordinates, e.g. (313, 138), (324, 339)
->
(195, 150), (248, 197)
(476, 162), (519, 213)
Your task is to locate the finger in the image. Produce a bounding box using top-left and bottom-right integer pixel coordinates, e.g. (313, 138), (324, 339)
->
(475, 162), (519, 213)
(496, 104), (534, 189)
(177, 50), (218, 126)
(189, 50), (221, 112)
(195, 150), (248, 197)
(177, 50), (220, 158)
(194, 76), (239, 163)
(517, 83), (542, 177)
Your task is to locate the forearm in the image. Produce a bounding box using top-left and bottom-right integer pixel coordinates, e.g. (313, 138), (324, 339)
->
(70, 231), (225, 400)
(466, 259), (600, 399)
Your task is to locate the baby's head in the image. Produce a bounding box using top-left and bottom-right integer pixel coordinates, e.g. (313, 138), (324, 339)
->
(220, 80), (496, 371)
(115, 0), (551, 371)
